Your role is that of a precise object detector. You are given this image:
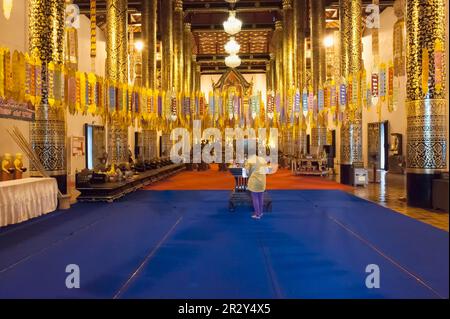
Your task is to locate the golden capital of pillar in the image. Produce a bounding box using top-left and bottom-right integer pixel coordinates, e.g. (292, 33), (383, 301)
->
(282, 0), (292, 10)
(275, 20), (283, 30)
(192, 54), (197, 62)
(184, 23), (192, 32)
(174, 0), (183, 12)
(394, 0), (405, 19)
(269, 53), (275, 60)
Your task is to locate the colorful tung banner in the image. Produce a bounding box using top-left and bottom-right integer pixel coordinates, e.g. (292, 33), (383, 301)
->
(387, 62), (394, 112)
(379, 63), (387, 102)
(90, 0), (96, 59)
(302, 87), (308, 117)
(371, 72), (379, 107)
(267, 91), (274, 120)
(294, 89), (301, 117)
(318, 86), (324, 112)
(339, 82), (346, 112)
(434, 39), (444, 94)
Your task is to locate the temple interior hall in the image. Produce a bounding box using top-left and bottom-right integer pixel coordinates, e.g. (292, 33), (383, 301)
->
(0, 0), (448, 299)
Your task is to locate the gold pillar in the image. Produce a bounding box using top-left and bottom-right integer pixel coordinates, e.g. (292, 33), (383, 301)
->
(294, 0), (307, 90)
(266, 60), (272, 93)
(269, 54), (276, 93)
(106, 0), (128, 164)
(191, 54), (198, 95)
(106, 0), (128, 83)
(184, 23), (192, 99)
(282, 0), (295, 108)
(142, 0), (157, 88)
(310, 0), (327, 150)
(173, 0), (184, 95)
(405, 0), (447, 207)
(274, 20), (284, 101)
(161, 0), (173, 92)
(29, 0), (67, 193)
(339, 0), (363, 184)
(310, 0), (326, 95)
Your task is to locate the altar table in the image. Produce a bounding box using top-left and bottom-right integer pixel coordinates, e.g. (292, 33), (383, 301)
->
(0, 178), (58, 228)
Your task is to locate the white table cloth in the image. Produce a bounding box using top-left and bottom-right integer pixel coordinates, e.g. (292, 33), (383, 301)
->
(0, 178), (58, 228)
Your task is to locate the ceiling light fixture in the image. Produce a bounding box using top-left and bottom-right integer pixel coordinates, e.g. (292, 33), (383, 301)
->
(3, 0), (13, 20)
(223, 11), (242, 36)
(224, 37), (240, 55)
(225, 54), (241, 68)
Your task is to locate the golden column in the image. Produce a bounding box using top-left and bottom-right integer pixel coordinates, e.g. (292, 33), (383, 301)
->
(106, 0), (128, 84)
(310, 0), (326, 94)
(106, 0), (128, 163)
(184, 23), (193, 101)
(274, 20), (284, 104)
(269, 54), (276, 94)
(161, 0), (174, 92)
(141, 0), (158, 88)
(405, 0), (447, 207)
(310, 0), (327, 151)
(173, 0), (184, 96)
(29, 0), (67, 193)
(282, 0), (295, 114)
(266, 60), (272, 93)
(191, 54), (198, 95)
(294, 0), (307, 90)
(339, 0), (363, 185)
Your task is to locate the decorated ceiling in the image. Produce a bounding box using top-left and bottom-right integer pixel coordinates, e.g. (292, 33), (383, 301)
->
(74, 0), (395, 74)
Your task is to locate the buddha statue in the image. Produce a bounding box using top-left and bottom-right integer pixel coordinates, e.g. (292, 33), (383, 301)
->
(14, 153), (27, 179)
(1, 153), (14, 181)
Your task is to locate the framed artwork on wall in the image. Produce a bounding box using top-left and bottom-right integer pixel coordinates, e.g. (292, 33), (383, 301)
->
(71, 136), (85, 157)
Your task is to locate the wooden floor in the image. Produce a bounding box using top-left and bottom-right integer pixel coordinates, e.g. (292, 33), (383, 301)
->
(349, 173), (449, 232)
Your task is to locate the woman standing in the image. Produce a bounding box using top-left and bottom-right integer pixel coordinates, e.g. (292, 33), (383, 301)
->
(245, 154), (268, 219)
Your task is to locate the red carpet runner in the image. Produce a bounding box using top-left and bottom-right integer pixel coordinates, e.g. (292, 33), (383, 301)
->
(144, 165), (352, 191)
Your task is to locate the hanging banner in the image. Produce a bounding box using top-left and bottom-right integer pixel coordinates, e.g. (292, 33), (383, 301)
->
(330, 83), (337, 110)
(318, 86), (324, 112)
(434, 39), (444, 94)
(302, 87), (308, 117)
(379, 63), (387, 102)
(267, 91), (274, 120)
(339, 82), (346, 112)
(294, 89), (301, 117)
(90, 0), (96, 59)
(387, 62), (394, 112)
(371, 73), (379, 107)
(392, 76), (399, 111)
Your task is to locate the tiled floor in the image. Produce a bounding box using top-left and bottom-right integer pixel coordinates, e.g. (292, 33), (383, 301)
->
(345, 172), (449, 232)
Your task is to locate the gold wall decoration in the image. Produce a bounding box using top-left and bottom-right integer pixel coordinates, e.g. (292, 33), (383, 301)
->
(406, 0), (447, 173)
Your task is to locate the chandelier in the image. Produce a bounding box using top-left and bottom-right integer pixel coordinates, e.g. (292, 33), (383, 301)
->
(224, 37), (240, 55)
(225, 54), (241, 68)
(2, 0), (13, 20)
(223, 11), (242, 36)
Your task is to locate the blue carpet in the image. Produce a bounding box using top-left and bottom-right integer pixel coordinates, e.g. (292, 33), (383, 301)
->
(0, 190), (448, 299)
